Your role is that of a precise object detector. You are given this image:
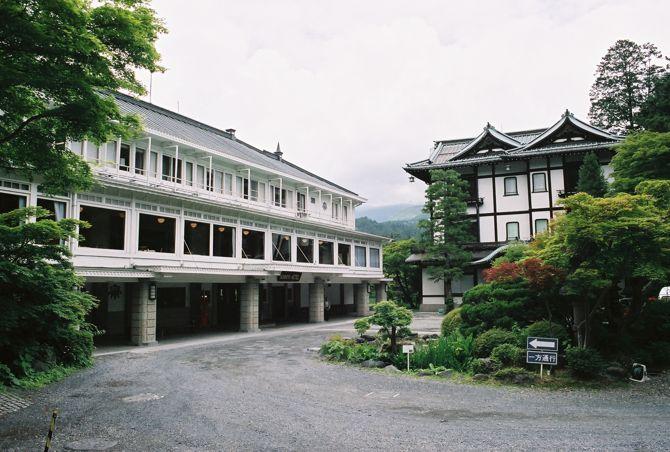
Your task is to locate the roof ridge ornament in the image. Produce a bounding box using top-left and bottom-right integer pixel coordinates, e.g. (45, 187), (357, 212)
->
(562, 108), (573, 118)
(274, 142), (283, 161)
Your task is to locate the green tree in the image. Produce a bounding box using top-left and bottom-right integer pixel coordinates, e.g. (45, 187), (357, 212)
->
(639, 73), (670, 132)
(576, 152), (608, 197)
(0, 0), (166, 194)
(365, 301), (413, 353)
(0, 207), (97, 385)
(610, 132), (670, 193)
(532, 193), (670, 348)
(589, 39), (666, 134)
(418, 169), (473, 305)
(382, 239), (421, 308)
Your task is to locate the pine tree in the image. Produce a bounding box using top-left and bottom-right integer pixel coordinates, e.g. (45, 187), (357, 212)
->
(639, 73), (670, 132)
(589, 40), (666, 134)
(418, 169), (473, 305)
(576, 152), (608, 197)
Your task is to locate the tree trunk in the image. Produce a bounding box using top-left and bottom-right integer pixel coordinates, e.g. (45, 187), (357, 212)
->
(444, 279), (452, 308)
(390, 326), (397, 354)
(572, 300), (587, 348)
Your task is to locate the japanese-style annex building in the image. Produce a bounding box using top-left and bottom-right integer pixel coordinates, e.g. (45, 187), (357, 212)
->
(404, 110), (622, 311)
(0, 93), (388, 345)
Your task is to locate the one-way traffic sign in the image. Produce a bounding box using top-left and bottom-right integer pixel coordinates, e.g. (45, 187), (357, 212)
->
(526, 336), (558, 352)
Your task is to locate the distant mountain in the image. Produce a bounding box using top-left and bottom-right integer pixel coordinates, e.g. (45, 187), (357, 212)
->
(356, 203), (425, 222)
(355, 216), (421, 240)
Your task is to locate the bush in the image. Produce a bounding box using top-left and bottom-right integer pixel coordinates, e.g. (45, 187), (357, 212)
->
(348, 344), (381, 364)
(566, 346), (605, 379)
(490, 344), (524, 367)
(470, 357), (501, 374)
(474, 328), (520, 358)
(441, 308), (462, 337)
(406, 332), (474, 372)
(523, 320), (571, 351)
(353, 318), (370, 336)
(320, 336), (354, 361)
(492, 367), (536, 384)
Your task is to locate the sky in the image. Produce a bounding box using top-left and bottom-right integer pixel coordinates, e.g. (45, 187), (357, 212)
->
(138, 0), (670, 207)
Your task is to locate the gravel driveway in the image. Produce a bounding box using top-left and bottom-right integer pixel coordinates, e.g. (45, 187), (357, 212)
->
(1, 317), (669, 451)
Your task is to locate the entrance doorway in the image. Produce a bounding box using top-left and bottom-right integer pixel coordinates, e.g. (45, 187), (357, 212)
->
(216, 284), (240, 331)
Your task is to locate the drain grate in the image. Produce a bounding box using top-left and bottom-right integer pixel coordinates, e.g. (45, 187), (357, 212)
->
(0, 391), (31, 417)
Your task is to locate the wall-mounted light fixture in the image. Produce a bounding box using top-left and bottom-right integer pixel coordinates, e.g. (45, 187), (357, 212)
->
(156, 217), (165, 224)
(189, 222), (198, 229)
(505, 164), (511, 171)
(242, 229), (250, 236)
(148, 281), (157, 301)
(409, 176), (415, 183)
(217, 226), (226, 233)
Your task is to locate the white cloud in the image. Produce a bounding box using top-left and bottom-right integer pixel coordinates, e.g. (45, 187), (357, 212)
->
(140, 0), (670, 206)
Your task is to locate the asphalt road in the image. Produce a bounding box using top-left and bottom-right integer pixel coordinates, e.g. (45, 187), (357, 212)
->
(1, 317), (669, 451)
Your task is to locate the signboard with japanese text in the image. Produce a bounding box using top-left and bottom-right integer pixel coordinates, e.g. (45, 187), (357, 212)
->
(526, 350), (558, 366)
(278, 271), (302, 282)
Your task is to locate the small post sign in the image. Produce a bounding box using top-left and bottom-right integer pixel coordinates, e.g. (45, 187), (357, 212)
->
(526, 336), (558, 378)
(402, 343), (414, 371)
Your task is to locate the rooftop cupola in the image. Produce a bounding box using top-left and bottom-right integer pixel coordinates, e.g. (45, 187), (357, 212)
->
(274, 142), (283, 161)
(225, 128), (236, 139)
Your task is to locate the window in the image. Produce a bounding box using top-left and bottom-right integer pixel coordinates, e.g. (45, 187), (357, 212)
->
(506, 222), (520, 241)
(184, 162), (194, 186)
(468, 219), (479, 242)
(138, 213), (175, 253)
(272, 233), (291, 261)
(244, 179), (259, 200)
(104, 142), (116, 168)
(343, 205), (348, 222)
(197, 165), (206, 189)
(272, 186), (287, 207)
(0, 192), (27, 214)
(310, 197), (316, 204)
(532, 173), (547, 192)
(355, 246), (367, 267)
(213, 225), (235, 257)
(119, 144), (130, 171)
(318, 240), (334, 265)
(535, 218), (549, 234)
(149, 151), (158, 178)
(370, 248), (380, 268)
(241, 229), (265, 259)
(224, 173), (233, 195)
(79, 205), (125, 250)
(162, 156), (183, 183)
(205, 169), (214, 191)
(214, 171), (223, 193)
(37, 198), (66, 221)
(297, 237), (313, 263)
(85, 143), (98, 162)
(184, 220), (210, 256)
(338, 243), (351, 266)
(332, 203), (339, 220)
(504, 177), (518, 196)
(135, 148), (145, 175)
(297, 193), (306, 212)
(258, 182), (266, 203)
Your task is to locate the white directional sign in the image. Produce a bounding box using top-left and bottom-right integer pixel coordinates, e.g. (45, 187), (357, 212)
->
(526, 350), (558, 366)
(526, 336), (558, 352)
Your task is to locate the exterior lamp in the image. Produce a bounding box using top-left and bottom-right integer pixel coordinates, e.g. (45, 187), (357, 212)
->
(217, 226), (226, 233)
(148, 282), (157, 301)
(243, 229), (250, 236)
(190, 222), (198, 229)
(118, 212), (125, 219)
(505, 164), (511, 171)
(156, 217), (166, 224)
(283, 235), (290, 241)
(300, 238), (309, 246)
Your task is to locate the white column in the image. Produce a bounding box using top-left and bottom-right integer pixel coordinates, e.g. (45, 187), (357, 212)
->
(240, 281), (259, 332)
(309, 280), (325, 323)
(131, 281), (156, 345)
(355, 283), (370, 316)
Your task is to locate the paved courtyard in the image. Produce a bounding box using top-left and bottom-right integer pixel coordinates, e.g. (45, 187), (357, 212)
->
(1, 314), (669, 451)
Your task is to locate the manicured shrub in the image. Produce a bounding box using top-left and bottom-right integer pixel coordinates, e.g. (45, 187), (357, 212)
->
(354, 318), (370, 336)
(523, 320), (572, 351)
(440, 307), (462, 337)
(566, 346), (605, 379)
(470, 357), (501, 375)
(474, 328), (520, 358)
(492, 367), (536, 384)
(490, 344), (524, 367)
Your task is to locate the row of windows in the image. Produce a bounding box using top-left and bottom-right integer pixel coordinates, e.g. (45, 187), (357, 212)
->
(503, 173), (547, 196)
(505, 218), (549, 241)
(76, 205), (380, 267)
(72, 141), (351, 222)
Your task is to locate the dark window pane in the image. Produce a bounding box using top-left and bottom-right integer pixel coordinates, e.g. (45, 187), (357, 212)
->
(0, 192), (27, 214)
(319, 240), (334, 265)
(138, 213), (175, 253)
(338, 244), (351, 266)
(79, 205), (125, 250)
(297, 237), (313, 263)
(242, 229), (264, 259)
(272, 233), (291, 261)
(355, 246), (367, 267)
(213, 225), (235, 257)
(37, 198), (67, 221)
(370, 248), (380, 268)
(184, 220), (210, 256)
(120, 144), (130, 171)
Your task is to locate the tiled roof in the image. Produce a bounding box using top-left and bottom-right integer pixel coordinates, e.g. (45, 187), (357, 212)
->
(407, 112), (621, 172)
(113, 92), (360, 198)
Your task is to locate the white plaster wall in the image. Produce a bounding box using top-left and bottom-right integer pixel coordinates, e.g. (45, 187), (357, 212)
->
(422, 269), (444, 296)
(496, 175), (529, 212)
(530, 171), (551, 208)
(497, 213), (531, 241)
(478, 177), (494, 214)
(550, 168), (564, 207)
(531, 211), (551, 237)
(478, 216), (496, 242)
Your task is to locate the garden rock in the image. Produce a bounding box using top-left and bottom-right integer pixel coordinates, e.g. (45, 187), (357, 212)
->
(361, 334), (376, 342)
(512, 373), (535, 385)
(422, 334), (439, 341)
(383, 365), (401, 373)
(473, 373), (489, 381)
(361, 359), (386, 368)
(438, 369), (453, 378)
(605, 366), (627, 379)
(417, 370), (433, 376)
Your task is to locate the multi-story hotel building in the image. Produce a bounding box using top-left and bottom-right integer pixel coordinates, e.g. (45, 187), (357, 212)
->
(0, 93), (387, 344)
(404, 110), (621, 311)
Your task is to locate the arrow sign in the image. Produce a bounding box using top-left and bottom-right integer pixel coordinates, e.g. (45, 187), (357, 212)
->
(526, 336), (558, 351)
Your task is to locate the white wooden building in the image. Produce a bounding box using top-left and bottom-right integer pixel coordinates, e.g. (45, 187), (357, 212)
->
(0, 93), (387, 344)
(404, 110), (621, 311)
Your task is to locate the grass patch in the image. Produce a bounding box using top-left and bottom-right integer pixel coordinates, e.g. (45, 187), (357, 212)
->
(8, 365), (82, 391)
